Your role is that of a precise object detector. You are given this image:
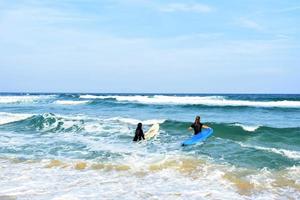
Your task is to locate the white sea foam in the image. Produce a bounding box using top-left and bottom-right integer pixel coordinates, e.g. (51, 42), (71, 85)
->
(0, 112), (87, 132)
(0, 111), (164, 134)
(0, 112), (32, 125)
(0, 95), (55, 104)
(34, 113), (86, 132)
(0, 157), (237, 200)
(83, 123), (105, 133)
(237, 142), (300, 160)
(0, 156), (299, 200)
(79, 95), (300, 108)
(54, 100), (90, 105)
(233, 123), (260, 132)
(0, 111), (299, 199)
(80, 94), (111, 99)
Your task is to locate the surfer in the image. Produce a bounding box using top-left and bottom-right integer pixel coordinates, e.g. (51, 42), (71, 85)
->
(189, 116), (210, 135)
(133, 123), (145, 141)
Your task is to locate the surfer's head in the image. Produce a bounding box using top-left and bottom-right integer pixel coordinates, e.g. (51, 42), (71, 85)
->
(195, 116), (201, 124)
(137, 123), (142, 129)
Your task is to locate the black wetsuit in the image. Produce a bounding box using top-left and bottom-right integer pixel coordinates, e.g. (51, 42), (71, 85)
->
(133, 128), (145, 141)
(191, 122), (203, 135)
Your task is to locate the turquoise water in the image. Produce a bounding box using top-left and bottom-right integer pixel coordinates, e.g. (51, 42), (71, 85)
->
(0, 93), (299, 199)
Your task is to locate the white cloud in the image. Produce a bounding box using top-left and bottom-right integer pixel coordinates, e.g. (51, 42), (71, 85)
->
(238, 18), (263, 31)
(158, 3), (213, 13)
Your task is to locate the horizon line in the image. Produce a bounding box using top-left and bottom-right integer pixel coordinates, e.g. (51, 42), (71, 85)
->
(0, 92), (299, 95)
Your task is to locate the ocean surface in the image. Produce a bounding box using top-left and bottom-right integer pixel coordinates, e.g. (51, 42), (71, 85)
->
(0, 93), (299, 200)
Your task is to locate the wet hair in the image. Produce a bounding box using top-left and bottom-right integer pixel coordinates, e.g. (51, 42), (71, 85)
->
(137, 123), (142, 129)
(195, 116), (201, 124)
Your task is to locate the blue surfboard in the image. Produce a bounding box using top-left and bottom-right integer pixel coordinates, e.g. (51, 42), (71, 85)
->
(182, 128), (213, 146)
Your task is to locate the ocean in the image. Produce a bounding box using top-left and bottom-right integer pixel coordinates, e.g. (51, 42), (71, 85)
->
(0, 93), (299, 199)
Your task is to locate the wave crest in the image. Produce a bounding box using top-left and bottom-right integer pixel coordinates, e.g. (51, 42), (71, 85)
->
(237, 142), (300, 160)
(1, 113), (84, 133)
(232, 123), (260, 132)
(0, 95), (55, 104)
(0, 112), (32, 125)
(80, 95), (300, 108)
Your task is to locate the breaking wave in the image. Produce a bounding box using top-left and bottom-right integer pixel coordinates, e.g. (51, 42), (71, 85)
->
(0, 95), (55, 104)
(79, 95), (300, 108)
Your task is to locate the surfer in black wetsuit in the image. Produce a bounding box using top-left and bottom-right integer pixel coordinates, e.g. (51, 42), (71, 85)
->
(133, 123), (145, 141)
(189, 116), (209, 135)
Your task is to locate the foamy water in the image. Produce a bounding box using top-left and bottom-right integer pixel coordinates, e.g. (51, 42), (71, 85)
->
(233, 123), (261, 132)
(237, 142), (300, 160)
(79, 95), (300, 108)
(0, 156), (299, 200)
(0, 95), (55, 104)
(0, 112), (32, 125)
(0, 93), (299, 200)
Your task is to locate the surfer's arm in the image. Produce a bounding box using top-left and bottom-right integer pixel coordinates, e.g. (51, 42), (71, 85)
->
(188, 123), (194, 131)
(202, 125), (210, 129)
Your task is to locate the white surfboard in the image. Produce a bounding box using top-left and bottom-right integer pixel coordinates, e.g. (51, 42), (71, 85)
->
(144, 123), (159, 139)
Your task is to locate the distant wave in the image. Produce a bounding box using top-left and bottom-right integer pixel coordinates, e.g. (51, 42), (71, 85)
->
(80, 95), (300, 108)
(80, 95), (110, 99)
(237, 142), (300, 160)
(1, 94), (300, 108)
(54, 100), (90, 105)
(0, 95), (55, 104)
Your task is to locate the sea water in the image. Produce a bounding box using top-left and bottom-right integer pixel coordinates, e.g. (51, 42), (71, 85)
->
(0, 93), (299, 199)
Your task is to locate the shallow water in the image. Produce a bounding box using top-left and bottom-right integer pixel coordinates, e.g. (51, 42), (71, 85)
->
(0, 93), (299, 199)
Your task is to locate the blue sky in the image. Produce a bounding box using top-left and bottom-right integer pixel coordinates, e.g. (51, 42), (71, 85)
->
(0, 0), (299, 93)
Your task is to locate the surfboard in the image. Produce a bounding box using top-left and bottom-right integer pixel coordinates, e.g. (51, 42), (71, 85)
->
(182, 128), (213, 146)
(144, 123), (159, 139)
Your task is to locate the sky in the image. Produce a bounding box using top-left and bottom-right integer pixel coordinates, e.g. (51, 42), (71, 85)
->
(0, 0), (299, 93)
